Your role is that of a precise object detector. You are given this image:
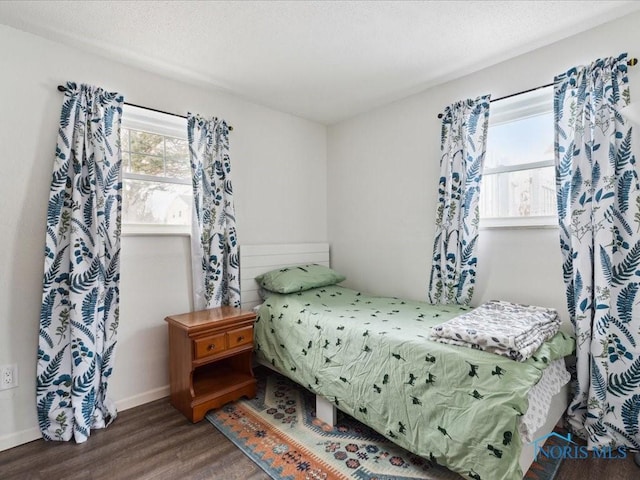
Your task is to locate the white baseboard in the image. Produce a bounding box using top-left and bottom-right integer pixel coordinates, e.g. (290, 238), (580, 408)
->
(115, 384), (170, 412)
(0, 427), (41, 453)
(0, 385), (170, 453)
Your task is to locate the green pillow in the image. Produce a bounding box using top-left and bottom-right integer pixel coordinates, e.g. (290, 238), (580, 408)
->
(255, 264), (346, 293)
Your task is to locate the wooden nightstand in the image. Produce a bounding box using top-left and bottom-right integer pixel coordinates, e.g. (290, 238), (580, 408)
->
(165, 306), (257, 422)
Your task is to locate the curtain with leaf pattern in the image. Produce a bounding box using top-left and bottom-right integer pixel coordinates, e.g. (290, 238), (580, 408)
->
(554, 53), (640, 449)
(428, 95), (490, 305)
(37, 82), (124, 442)
(188, 114), (240, 310)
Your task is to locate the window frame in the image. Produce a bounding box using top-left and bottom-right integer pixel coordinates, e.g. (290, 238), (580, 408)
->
(120, 106), (192, 236)
(480, 86), (557, 230)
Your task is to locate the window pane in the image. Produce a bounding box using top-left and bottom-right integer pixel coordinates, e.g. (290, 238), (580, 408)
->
(480, 166), (556, 218)
(122, 151), (131, 173)
(121, 128), (130, 152)
(165, 137), (191, 179)
(123, 179), (191, 225)
(130, 153), (164, 176)
(165, 136), (188, 156)
(485, 111), (554, 169)
(129, 130), (164, 156)
(120, 109), (192, 229)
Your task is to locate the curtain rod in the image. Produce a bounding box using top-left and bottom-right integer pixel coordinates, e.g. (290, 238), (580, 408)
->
(437, 57), (638, 119)
(56, 85), (234, 131)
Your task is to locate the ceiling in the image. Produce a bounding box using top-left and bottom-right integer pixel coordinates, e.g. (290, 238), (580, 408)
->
(1, 1), (639, 124)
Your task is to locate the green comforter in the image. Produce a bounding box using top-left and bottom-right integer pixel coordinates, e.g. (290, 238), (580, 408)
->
(255, 285), (575, 480)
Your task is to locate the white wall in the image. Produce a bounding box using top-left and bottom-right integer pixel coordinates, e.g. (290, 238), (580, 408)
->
(0, 24), (327, 450)
(328, 12), (640, 328)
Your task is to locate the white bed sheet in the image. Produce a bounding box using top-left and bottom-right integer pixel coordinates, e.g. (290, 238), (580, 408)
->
(519, 359), (570, 442)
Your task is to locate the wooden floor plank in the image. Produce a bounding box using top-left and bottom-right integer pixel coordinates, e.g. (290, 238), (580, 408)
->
(0, 397), (637, 479)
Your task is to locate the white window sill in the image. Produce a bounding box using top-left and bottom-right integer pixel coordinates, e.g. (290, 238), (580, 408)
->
(122, 224), (191, 237)
(480, 215), (558, 230)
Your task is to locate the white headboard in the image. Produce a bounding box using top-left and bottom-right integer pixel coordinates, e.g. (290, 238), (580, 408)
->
(240, 243), (330, 310)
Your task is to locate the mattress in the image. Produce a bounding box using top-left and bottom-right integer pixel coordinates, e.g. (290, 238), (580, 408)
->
(254, 285), (574, 480)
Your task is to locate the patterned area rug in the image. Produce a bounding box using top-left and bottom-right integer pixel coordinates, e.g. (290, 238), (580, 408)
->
(206, 368), (563, 480)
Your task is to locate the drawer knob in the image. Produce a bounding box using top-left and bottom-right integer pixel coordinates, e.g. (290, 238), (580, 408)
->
(207, 344), (215, 351)
(237, 335), (245, 342)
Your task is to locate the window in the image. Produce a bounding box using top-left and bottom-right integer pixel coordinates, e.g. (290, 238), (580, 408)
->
(121, 106), (191, 234)
(480, 86), (556, 228)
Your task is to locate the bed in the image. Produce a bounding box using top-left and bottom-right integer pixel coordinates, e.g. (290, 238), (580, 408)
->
(240, 243), (575, 480)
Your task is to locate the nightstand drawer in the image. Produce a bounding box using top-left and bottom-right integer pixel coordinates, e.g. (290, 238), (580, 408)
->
(226, 326), (253, 349)
(194, 333), (226, 359)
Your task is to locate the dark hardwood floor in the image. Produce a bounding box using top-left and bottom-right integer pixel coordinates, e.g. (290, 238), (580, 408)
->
(555, 440), (639, 480)
(0, 397), (269, 480)
(0, 397), (637, 479)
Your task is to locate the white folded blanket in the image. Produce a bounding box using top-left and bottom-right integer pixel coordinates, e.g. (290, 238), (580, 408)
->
(429, 300), (561, 361)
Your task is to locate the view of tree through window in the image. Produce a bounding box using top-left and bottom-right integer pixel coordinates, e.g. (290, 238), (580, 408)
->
(121, 127), (191, 226)
(480, 86), (556, 227)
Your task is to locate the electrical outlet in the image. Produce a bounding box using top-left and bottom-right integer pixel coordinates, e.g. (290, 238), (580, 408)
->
(0, 364), (18, 390)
